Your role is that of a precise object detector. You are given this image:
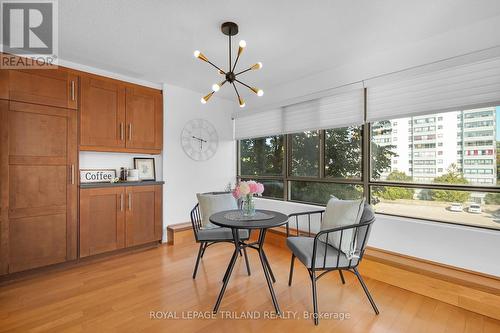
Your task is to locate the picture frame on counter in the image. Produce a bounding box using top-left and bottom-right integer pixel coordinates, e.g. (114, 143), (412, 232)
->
(134, 158), (156, 181)
(80, 169), (117, 183)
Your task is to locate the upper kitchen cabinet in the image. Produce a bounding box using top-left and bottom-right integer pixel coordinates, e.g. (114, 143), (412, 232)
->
(80, 75), (126, 149)
(79, 74), (163, 154)
(125, 86), (163, 152)
(0, 69), (78, 109)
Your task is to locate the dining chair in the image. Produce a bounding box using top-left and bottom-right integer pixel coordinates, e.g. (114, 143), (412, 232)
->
(286, 203), (379, 325)
(190, 192), (251, 279)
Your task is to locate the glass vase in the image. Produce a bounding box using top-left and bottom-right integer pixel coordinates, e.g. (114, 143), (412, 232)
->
(242, 195), (256, 217)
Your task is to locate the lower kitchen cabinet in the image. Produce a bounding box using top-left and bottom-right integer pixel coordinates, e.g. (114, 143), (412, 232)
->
(79, 184), (162, 257)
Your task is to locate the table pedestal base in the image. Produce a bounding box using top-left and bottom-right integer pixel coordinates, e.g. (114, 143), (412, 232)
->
(213, 228), (281, 315)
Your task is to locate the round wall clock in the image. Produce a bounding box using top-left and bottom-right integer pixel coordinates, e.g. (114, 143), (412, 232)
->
(181, 119), (219, 161)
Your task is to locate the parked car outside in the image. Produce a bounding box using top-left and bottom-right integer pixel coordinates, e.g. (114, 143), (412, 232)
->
(449, 202), (463, 212)
(468, 203), (482, 214)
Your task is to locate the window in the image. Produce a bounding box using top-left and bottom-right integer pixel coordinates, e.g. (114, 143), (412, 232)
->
(238, 105), (500, 230)
(324, 126), (362, 179)
(369, 106), (500, 229)
(239, 135), (285, 199)
(240, 136), (284, 176)
(371, 186), (500, 229)
(290, 181), (363, 205)
(290, 131), (319, 177)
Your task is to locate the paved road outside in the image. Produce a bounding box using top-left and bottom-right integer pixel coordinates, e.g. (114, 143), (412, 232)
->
(374, 200), (500, 229)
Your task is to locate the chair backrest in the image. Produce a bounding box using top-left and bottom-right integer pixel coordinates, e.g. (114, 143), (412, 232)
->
(190, 192), (239, 241)
(312, 203), (375, 270)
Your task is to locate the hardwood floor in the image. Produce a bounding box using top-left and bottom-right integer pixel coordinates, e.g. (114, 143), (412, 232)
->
(1, 241), (499, 333)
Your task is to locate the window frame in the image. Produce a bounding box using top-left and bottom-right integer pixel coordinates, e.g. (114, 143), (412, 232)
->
(236, 91), (500, 231)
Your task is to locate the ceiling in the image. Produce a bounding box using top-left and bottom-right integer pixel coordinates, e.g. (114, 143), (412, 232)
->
(59, 0), (500, 107)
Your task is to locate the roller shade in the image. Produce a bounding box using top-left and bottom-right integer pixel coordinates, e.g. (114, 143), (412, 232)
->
(234, 108), (282, 139)
(366, 56), (500, 122)
(234, 85), (364, 139)
(283, 89), (364, 133)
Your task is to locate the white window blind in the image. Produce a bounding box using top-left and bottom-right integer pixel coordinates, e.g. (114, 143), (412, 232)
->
(233, 85), (364, 139)
(234, 108), (282, 139)
(366, 56), (500, 122)
(283, 89), (364, 133)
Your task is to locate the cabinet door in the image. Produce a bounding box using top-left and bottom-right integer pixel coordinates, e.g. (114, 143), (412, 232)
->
(80, 75), (126, 149)
(125, 185), (162, 247)
(0, 101), (8, 275)
(5, 101), (77, 273)
(6, 69), (78, 109)
(125, 87), (163, 151)
(80, 187), (125, 257)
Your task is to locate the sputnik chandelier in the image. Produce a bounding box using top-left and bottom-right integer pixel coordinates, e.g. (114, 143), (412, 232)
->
(193, 22), (263, 108)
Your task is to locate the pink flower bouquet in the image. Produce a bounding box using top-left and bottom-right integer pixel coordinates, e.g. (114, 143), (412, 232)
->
(232, 180), (264, 216)
(232, 180), (264, 199)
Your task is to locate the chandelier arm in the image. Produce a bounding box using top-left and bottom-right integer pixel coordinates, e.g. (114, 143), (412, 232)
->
(229, 35), (232, 73)
(232, 82), (242, 101)
(235, 67), (254, 76)
(234, 79), (254, 91)
(205, 60), (226, 75)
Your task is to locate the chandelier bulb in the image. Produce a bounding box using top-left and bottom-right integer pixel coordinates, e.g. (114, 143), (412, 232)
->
(238, 97), (246, 108)
(239, 40), (246, 48)
(251, 62), (263, 70)
(257, 89), (264, 97)
(193, 50), (209, 62)
(212, 83), (220, 92)
(201, 92), (214, 104)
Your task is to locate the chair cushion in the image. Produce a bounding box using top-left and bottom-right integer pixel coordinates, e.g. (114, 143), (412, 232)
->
(319, 197), (365, 255)
(287, 236), (359, 269)
(197, 193), (238, 229)
(197, 227), (250, 241)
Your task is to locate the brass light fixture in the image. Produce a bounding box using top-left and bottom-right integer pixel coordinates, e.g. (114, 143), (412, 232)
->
(194, 22), (263, 108)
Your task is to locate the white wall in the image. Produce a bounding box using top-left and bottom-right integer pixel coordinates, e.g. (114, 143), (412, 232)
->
(162, 83), (236, 235)
(254, 198), (500, 276)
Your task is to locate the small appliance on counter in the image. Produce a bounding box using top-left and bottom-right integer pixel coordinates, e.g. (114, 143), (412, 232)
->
(127, 169), (140, 182)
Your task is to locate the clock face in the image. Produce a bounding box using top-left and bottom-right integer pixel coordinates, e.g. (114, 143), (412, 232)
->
(181, 119), (219, 161)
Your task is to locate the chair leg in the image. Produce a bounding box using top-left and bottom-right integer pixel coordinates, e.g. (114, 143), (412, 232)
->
(310, 269), (319, 325)
(339, 270), (346, 284)
(243, 247), (251, 276)
(200, 242), (207, 258)
(288, 254), (295, 286)
(192, 242), (204, 279)
(353, 267), (379, 315)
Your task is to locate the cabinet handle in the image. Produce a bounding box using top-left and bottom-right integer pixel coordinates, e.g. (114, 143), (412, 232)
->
(71, 165), (75, 185)
(120, 123), (124, 141)
(128, 124), (132, 141)
(128, 193), (132, 211)
(120, 193), (124, 212)
(70, 81), (75, 101)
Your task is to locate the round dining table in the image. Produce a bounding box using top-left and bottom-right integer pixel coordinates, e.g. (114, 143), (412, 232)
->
(209, 209), (288, 315)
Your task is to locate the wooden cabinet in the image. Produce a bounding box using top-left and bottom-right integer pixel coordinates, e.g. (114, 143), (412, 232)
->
(80, 75), (126, 148)
(125, 185), (163, 247)
(125, 87), (163, 151)
(0, 101), (77, 274)
(79, 185), (162, 257)
(80, 187), (125, 257)
(1, 69), (78, 109)
(79, 74), (163, 154)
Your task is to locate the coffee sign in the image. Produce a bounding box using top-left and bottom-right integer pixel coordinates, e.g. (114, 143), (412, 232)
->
(80, 169), (116, 183)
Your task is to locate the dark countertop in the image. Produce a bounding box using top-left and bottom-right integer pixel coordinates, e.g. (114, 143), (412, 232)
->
(79, 180), (165, 189)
